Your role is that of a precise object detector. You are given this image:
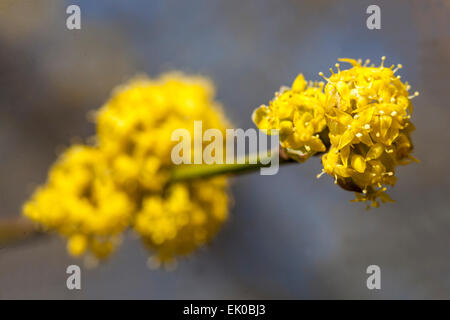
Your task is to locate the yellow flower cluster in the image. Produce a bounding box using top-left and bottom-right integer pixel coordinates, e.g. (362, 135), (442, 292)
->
(253, 58), (418, 207)
(97, 73), (229, 192)
(135, 178), (228, 264)
(321, 58), (418, 207)
(23, 145), (134, 258)
(23, 73), (230, 263)
(252, 74), (327, 162)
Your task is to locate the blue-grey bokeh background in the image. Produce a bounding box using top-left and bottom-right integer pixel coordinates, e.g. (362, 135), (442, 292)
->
(0, 0), (449, 299)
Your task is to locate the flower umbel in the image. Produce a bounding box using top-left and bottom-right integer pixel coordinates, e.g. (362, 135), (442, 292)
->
(97, 73), (230, 263)
(96, 72), (229, 192)
(252, 74), (328, 162)
(320, 58), (418, 207)
(135, 178), (228, 264)
(23, 145), (134, 258)
(23, 73), (230, 264)
(252, 57), (418, 208)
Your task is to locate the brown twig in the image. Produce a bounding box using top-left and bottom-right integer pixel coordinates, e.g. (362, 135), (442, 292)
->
(0, 218), (42, 248)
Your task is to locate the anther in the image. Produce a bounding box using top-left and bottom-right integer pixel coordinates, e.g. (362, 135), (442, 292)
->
(318, 72), (329, 82)
(409, 91), (419, 99)
(393, 64), (403, 73)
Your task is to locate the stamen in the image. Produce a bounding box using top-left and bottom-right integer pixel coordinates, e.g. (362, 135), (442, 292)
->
(380, 56), (386, 68)
(335, 63), (341, 72)
(318, 72), (329, 82)
(409, 91), (419, 99)
(393, 64), (403, 73)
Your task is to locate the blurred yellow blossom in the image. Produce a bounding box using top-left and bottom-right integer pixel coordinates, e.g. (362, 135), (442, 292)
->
(135, 178), (229, 263)
(319, 58), (418, 207)
(23, 145), (134, 258)
(23, 73), (230, 264)
(252, 74), (328, 162)
(97, 73), (230, 263)
(96, 73), (229, 191)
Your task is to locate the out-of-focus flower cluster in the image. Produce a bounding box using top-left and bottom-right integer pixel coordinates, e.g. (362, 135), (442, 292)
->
(253, 58), (418, 208)
(23, 73), (230, 264)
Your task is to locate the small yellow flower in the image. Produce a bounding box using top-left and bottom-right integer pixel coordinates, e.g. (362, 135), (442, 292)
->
(319, 58), (419, 207)
(252, 74), (328, 162)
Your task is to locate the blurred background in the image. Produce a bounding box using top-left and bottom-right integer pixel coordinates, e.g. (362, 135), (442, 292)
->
(0, 0), (449, 299)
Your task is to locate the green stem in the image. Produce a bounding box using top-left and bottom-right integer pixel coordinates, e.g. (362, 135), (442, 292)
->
(170, 153), (294, 182)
